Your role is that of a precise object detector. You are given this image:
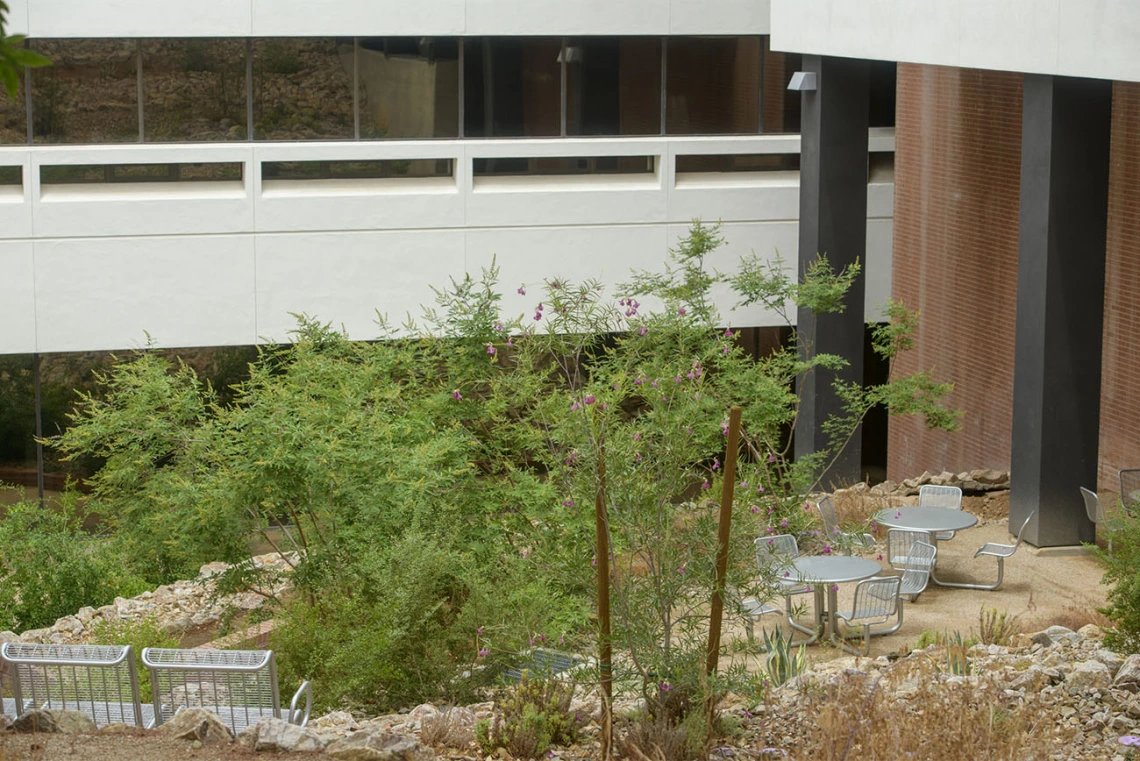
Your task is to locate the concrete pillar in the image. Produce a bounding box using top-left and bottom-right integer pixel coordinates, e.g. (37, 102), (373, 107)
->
(1010, 75), (1112, 547)
(795, 55), (870, 488)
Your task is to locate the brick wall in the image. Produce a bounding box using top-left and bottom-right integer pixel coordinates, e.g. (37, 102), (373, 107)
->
(1098, 82), (1140, 499)
(887, 64), (1024, 480)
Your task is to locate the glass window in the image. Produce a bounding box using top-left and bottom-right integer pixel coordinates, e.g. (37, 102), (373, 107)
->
(142, 39), (247, 142)
(31, 39), (139, 144)
(40, 162), (242, 184)
(252, 38), (354, 141)
(761, 38), (801, 134)
(262, 159), (453, 180)
(357, 37), (459, 139)
(463, 37), (561, 138)
(0, 83), (26, 145)
(666, 37), (760, 135)
(565, 37), (661, 136)
(869, 60), (896, 129)
(675, 154), (799, 173)
(474, 155), (654, 176)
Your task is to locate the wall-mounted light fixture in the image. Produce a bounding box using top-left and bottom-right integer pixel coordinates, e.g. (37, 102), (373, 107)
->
(787, 71), (818, 91)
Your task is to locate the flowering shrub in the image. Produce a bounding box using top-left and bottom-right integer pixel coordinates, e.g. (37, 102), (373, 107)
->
(49, 222), (957, 717)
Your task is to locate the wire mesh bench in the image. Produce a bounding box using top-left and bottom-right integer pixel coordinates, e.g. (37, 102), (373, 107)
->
(0, 642), (154, 727)
(142, 648), (311, 735)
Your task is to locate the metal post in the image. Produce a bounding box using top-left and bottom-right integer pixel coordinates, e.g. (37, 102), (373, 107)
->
(594, 415), (612, 761)
(353, 37), (360, 140)
(246, 39), (254, 141)
(705, 405), (741, 679)
(33, 353), (43, 505)
(659, 38), (667, 135)
(136, 40), (144, 142)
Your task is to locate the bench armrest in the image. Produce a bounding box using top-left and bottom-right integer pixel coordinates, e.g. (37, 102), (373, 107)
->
(288, 681), (312, 727)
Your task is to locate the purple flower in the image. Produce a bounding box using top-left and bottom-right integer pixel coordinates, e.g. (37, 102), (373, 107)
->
(661, 395), (668, 402)
(724, 328), (734, 338)
(537, 302), (544, 312)
(723, 346), (731, 355)
(830, 584), (839, 592)
(741, 480), (749, 489)
(635, 375), (645, 386)
(638, 325), (648, 336)
(563, 498), (575, 508)
(805, 585), (813, 592)
(477, 626), (484, 636)
(674, 375), (683, 384)
(822, 545), (832, 555)
(486, 343), (496, 356)
(660, 682), (673, 693)
(766, 527), (775, 535)
(534, 312), (542, 321)
(1120, 736), (1140, 748)
(702, 481), (711, 490)
(570, 401), (581, 412)
(712, 458), (720, 471)
(493, 322), (504, 332)
(687, 371), (695, 379)
(780, 519), (788, 528)
(750, 506), (760, 514)
(635, 454), (642, 462)
(877, 553), (883, 561)
(678, 565), (686, 575)
(478, 648), (490, 657)
(651, 380), (659, 388)
(686, 426), (692, 435)
(529, 637), (536, 646)
(678, 308), (687, 316)
(633, 432), (642, 441)
(518, 285), (526, 296)
(452, 389), (463, 401)
(584, 395), (596, 405)
(768, 453), (776, 463)
(758, 485), (765, 493)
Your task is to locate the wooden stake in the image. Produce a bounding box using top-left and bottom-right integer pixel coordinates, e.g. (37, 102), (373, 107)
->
(706, 405), (743, 678)
(595, 416), (613, 761)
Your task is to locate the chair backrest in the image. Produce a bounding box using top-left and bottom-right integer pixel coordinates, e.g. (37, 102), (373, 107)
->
(918, 484), (963, 510)
(1, 643), (145, 727)
(900, 541), (937, 595)
(1010, 510), (1036, 548)
(1120, 469), (1140, 516)
(887, 528), (931, 565)
(754, 534), (799, 583)
(851, 576), (901, 621)
(1080, 487), (1103, 525)
(816, 497), (840, 540)
(143, 648), (280, 735)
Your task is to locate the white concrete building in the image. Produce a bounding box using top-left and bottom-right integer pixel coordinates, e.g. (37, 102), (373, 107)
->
(0, 0), (895, 354)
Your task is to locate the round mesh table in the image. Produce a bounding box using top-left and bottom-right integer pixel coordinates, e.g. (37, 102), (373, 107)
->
(791, 555), (882, 641)
(874, 506), (978, 586)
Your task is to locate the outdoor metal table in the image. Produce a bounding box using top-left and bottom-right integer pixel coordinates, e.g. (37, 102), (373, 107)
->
(874, 506), (978, 585)
(791, 555), (882, 644)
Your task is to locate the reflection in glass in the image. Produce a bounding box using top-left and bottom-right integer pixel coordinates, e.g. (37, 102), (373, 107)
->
(357, 38), (459, 139)
(463, 38), (561, 137)
(31, 39), (139, 144)
(675, 154), (799, 173)
(253, 38), (354, 140)
(869, 61), (896, 128)
(263, 159), (454, 180)
(762, 38), (801, 134)
(666, 37), (760, 135)
(40, 163), (242, 184)
(0, 83), (26, 144)
(473, 155), (654, 176)
(565, 37), (660, 136)
(142, 39), (247, 142)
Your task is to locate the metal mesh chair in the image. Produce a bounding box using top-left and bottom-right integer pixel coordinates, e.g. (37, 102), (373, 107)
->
(918, 485), (964, 541)
(817, 497), (875, 553)
(1120, 469), (1140, 516)
(886, 528), (932, 568)
(898, 540), (937, 601)
(742, 534), (815, 643)
(939, 511), (1036, 591)
(1081, 487), (1111, 554)
(143, 648), (310, 735)
(836, 576), (901, 655)
(1, 643), (153, 727)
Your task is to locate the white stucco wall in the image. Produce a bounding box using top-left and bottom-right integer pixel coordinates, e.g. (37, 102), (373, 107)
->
(770, 0), (1140, 83)
(0, 131), (895, 353)
(8, 0), (771, 37)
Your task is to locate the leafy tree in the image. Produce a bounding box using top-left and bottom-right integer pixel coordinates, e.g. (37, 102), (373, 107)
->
(0, 1), (50, 99)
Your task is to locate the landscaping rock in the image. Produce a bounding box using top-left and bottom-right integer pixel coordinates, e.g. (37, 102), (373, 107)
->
(1068, 661), (1112, 693)
(1114, 655), (1140, 692)
(1031, 626), (1082, 647)
(249, 717), (327, 752)
(326, 731), (434, 761)
(12, 709), (96, 734)
(155, 708), (234, 745)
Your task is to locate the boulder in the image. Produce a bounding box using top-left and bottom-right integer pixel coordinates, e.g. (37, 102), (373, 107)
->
(326, 731), (434, 761)
(972, 469), (1010, 486)
(1031, 626), (1082, 647)
(1095, 649), (1125, 675)
(250, 717), (327, 752)
(155, 708), (234, 745)
(1068, 660), (1112, 693)
(311, 710), (361, 733)
(13, 710), (58, 733)
(1114, 655), (1140, 692)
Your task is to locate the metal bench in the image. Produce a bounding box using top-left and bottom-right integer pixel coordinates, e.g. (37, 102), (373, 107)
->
(142, 647), (311, 735)
(0, 642), (155, 727)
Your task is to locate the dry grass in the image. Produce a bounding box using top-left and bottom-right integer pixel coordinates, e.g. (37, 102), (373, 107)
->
(421, 709), (475, 750)
(1039, 605), (1114, 633)
(791, 657), (1072, 761)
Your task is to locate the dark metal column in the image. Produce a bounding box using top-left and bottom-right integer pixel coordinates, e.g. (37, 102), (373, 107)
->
(1010, 75), (1112, 547)
(795, 55), (870, 488)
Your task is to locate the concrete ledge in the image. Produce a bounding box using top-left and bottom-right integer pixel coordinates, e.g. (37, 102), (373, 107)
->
(1027, 545), (1096, 558)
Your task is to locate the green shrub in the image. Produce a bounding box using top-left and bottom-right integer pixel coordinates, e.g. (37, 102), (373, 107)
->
(87, 615), (179, 702)
(759, 627), (807, 687)
(0, 489), (149, 632)
(476, 672), (579, 759)
(1100, 521), (1140, 652)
